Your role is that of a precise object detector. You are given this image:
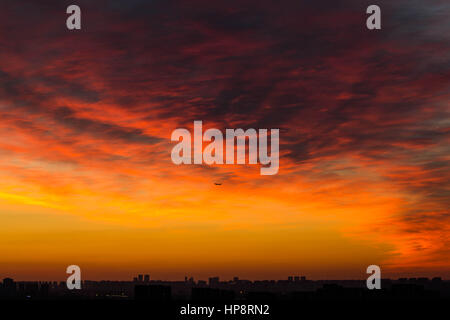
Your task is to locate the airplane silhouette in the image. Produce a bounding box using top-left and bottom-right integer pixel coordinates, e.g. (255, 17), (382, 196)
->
(214, 183), (222, 185)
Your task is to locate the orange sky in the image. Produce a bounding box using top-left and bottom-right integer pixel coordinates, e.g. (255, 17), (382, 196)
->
(0, 0), (449, 280)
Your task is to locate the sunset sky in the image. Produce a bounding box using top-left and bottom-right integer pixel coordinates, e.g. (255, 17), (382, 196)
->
(0, 0), (449, 281)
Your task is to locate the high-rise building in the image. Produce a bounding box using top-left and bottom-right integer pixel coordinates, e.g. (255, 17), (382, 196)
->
(2, 278), (15, 289)
(138, 274), (143, 282)
(2, 278), (16, 296)
(208, 277), (219, 286)
(135, 285), (171, 301)
(144, 274), (150, 282)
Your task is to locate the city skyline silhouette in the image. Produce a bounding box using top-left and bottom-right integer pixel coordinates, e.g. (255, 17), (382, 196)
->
(0, 0), (449, 289)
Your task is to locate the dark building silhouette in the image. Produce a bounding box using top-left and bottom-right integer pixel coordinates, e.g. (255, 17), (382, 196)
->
(1, 278), (16, 298)
(208, 276), (220, 286)
(191, 288), (234, 301)
(246, 291), (277, 301)
(135, 285), (171, 301)
(1, 275), (449, 301)
(391, 284), (426, 298)
(2, 278), (15, 289)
